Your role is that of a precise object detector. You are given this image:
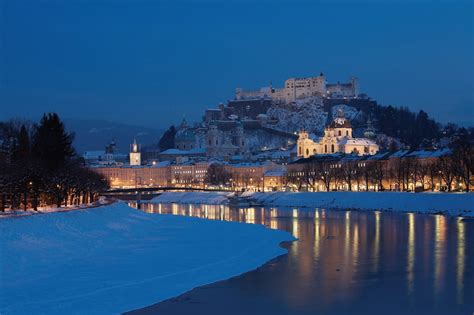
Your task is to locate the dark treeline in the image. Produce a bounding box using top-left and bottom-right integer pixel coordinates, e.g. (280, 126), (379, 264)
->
(373, 106), (440, 148)
(0, 113), (108, 211)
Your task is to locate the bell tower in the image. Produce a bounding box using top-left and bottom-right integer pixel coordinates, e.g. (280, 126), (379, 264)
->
(129, 139), (141, 166)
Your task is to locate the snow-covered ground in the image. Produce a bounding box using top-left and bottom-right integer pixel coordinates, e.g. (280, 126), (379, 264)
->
(0, 198), (111, 219)
(243, 192), (474, 217)
(149, 191), (474, 217)
(151, 191), (234, 205)
(0, 202), (294, 314)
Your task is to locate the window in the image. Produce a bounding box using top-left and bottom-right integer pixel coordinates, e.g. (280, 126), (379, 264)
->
(306, 149), (309, 156)
(331, 144), (335, 153)
(299, 146), (302, 155)
(338, 130), (341, 136)
(324, 145), (327, 153)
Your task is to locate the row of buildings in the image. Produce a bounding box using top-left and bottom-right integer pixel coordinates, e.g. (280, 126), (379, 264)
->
(91, 160), (285, 192)
(90, 146), (470, 192)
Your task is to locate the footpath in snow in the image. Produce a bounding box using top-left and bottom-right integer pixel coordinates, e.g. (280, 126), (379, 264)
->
(151, 191), (234, 205)
(243, 191), (474, 217)
(0, 202), (294, 314)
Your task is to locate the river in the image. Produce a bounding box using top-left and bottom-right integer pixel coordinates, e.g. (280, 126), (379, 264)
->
(127, 202), (473, 315)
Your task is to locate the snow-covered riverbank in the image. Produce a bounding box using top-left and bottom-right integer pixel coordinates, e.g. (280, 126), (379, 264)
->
(151, 191), (473, 217)
(243, 191), (474, 217)
(151, 191), (234, 205)
(0, 202), (294, 314)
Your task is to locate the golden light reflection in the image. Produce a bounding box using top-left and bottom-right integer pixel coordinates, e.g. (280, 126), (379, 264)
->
(352, 223), (359, 268)
(314, 209), (320, 261)
(292, 217), (299, 239)
(456, 218), (465, 305)
(270, 208), (278, 230)
(246, 208), (256, 224)
(407, 213), (415, 295)
(292, 209), (298, 218)
(434, 215), (446, 297)
(372, 211), (381, 272)
(270, 218), (278, 230)
(345, 211), (351, 265)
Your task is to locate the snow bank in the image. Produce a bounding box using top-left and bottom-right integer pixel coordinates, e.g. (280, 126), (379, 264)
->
(0, 198), (111, 219)
(151, 191), (234, 205)
(0, 202), (294, 314)
(244, 192), (474, 217)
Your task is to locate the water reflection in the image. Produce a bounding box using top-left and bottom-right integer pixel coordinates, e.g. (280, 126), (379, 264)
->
(456, 218), (465, 305)
(129, 202), (473, 314)
(407, 213), (415, 295)
(372, 211), (381, 273)
(434, 215), (447, 298)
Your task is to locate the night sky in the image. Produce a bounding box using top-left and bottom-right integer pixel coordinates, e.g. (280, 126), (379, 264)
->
(1, 0), (473, 128)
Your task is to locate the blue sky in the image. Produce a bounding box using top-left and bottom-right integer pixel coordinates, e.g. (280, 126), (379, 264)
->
(1, 0), (473, 128)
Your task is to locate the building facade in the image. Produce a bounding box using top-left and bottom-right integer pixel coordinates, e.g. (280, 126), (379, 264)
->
(236, 74), (359, 103)
(297, 110), (378, 158)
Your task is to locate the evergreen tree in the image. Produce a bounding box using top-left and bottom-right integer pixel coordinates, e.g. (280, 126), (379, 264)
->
(13, 125), (30, 160)
(32, 113), (75, 170)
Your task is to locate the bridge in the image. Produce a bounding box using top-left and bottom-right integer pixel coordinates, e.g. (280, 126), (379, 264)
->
(102, 187), (232, 196)
(102, 187), (234, 200)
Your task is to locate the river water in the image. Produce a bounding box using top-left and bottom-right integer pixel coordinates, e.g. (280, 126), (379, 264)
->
(128, 202), (473, 315)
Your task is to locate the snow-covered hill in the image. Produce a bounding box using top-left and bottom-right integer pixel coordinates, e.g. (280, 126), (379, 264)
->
(267, 97), (328, 134)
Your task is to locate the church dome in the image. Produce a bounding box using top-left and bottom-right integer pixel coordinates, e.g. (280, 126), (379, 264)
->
(329, 108), (352, 128)
(175, 129), (196, 142)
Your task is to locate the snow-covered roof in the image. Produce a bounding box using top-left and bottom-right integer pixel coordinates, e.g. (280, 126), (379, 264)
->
(264, 168), (287, 177)
(150, 161), (172, 168)
(256, 150), (291, 159)
(389, 149), (452, 159)
(338, 138), (377, 146)
(405, 149), (452, 159)
(389, 150), (409, 158)
(159, 148), (206, 155)
(83, 151), (106, 159)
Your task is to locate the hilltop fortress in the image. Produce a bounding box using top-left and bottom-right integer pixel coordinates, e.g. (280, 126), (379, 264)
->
(236, 73), (359, 103)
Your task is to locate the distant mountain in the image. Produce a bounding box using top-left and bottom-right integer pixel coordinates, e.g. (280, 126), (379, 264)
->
(63, 119), (164, 154)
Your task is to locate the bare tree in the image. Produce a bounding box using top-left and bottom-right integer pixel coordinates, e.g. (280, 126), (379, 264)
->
(437, 155), (456, 192)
